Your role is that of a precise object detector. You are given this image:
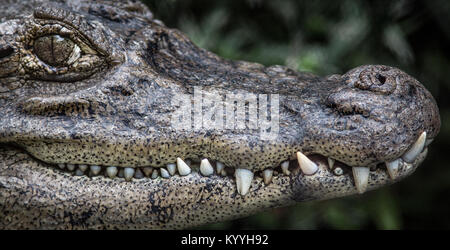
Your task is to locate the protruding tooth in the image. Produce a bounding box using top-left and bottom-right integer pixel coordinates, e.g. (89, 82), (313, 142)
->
(176, 158), (191, 176)
(78, 164), (88, 172)
(328, 158), (335, 169)
(235, 169), (254, 196)
(134, 168), (144, 179)
(200, 159), (214, 176)
(151, 170), (159, 179)
(333, 167), (343, 176)
(90, 165), (101, 175)
(418, 147), (428, 166)
(425, 138), (433, 147)
(352, 167), (370, 194)
(281, 161), (290, 175)
(167, 163), (176, 175)
(160, 168), (170, 178)
(221, 169), (227, 176)
(296, 152), (318, 175)
(106, 166), (118, 178)
(58, 163), (66, 170)
(75, 169), (84, 176)
(216, 162), (225, 174)
(385, 159), (400, 180)
(402, 132), (426, 163)
(263, 169), (273, 185)
(67, 164), (75, 171)
(124, 168), (135, 181)
(142, 167), (153, 177)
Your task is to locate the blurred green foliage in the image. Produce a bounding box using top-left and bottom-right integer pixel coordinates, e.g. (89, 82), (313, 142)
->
(142, 0), (450, 229)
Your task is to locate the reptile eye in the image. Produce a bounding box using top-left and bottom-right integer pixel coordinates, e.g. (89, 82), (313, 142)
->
(33, 35), (81, 67)
(22, 23), (108, 82)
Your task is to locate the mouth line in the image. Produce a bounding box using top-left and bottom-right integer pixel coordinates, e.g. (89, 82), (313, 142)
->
(15, 150), (428, 197)
(1, 132), (429, 196)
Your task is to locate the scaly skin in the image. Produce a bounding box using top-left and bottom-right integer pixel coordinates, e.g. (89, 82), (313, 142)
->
(0, 0), (440, 229)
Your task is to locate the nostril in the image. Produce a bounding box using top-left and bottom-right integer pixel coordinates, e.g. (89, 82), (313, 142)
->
(375, 73), (386, 85)
(352, 68), (396, 94)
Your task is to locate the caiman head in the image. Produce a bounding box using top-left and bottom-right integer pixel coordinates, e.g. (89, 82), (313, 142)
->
(0, 0), (440, 229)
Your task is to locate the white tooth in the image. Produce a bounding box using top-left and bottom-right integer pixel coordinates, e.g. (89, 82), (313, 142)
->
(221, 169), (227, 176)
(296, 152), (318, 175)
(235, 168), (254, 196)
(166, 163), (176, 175)
(263, 169), (273, 185)
(58, 163), (66, 170)
(151, 169), (159, 179)
(386, 159), (400, 180)
(160, 168), (170, 178)
(134, 168), (144, 179)
(425, 138), (433, 147)
(281, 161), (290, 175)
(352, 167), (370, 194)
(118, 169), (124, 178)
(124, 168), (135, 181)
(405, 162), (413, 170)
(176, 158), (191, 176)
(402, 132), (426, 163)
(75, 169), (84, 176)
(418, 147), (428, 166)
(328, 158), (335, 169)
(200, 158), (214, 176)
(78, 164), (88, 172)
(333, 167), (343, 176)
(142, 167), (153, 177)
(216, 161), (225, 174)
(67, 164), (75, 171)
(106, 166), (118, 178)
(90, 165), (101, 175)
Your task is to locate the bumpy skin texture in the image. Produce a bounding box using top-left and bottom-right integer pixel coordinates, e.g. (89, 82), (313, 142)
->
(0, 0), (441, 229)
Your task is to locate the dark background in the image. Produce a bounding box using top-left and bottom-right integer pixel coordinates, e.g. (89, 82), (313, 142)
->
(142, 0), (450, 229)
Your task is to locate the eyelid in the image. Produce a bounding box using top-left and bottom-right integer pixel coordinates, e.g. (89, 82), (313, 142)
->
(29, 25), (98, 58)
(33, 7), (109, 57)
(21, 23), (106, 81)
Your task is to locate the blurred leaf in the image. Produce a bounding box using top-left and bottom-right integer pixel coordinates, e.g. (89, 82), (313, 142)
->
(383, 25), (414, 64)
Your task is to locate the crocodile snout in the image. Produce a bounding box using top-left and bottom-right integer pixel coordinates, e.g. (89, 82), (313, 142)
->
(344, 65), (440, 139)
(322, 65), (440, 168)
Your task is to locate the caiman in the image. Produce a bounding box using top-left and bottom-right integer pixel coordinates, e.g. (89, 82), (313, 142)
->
(0, 0), (440, 229)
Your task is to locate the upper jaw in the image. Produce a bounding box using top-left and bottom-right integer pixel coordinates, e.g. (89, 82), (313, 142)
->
(0, 66), (437, 186)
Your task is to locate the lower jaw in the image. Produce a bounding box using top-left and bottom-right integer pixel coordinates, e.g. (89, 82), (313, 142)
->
(0, 145), (424, 229)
